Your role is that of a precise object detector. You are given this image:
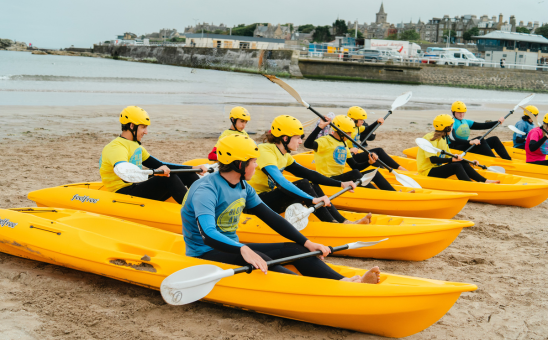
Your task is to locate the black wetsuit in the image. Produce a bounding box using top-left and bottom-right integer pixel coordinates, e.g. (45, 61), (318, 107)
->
(449, 120), (511, 160)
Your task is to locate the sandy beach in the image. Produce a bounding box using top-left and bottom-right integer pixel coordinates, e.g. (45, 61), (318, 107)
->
(1, 104), (547, 339)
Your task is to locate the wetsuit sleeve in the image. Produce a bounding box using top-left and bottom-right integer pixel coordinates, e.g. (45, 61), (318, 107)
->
(529, 136), (548, 152)
(285, 162), (342, 187)
(143, 156), (193, 170)
(361, 122), (379, 142)
(429, 156), (453, 164)
(262, 166), (314, 204)
(515, 135), (526, 144)
(247, 203), (308, 246)
(196, 215), (244, 254)
(470, 121), (497, 130)
(346, 156), (370, 171)
(303, 126), (322, 150)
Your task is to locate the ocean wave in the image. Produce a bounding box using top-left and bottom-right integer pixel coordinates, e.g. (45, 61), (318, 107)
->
(0, 75), (12, 80)
(0, 75), (189, 83)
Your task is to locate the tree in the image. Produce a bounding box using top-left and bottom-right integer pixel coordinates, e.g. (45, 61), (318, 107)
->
(535, 24), (548, 38)
(400, 29), (420, 41)
(312, 26), (332, 43)
(516, 27), (531, 34)
(347, 29), (364, 39)
(386, 33), (398, 40)
(332, 19), (348, 36)
(298, 24), (315, 33)
(463, 27), (479, 41)
(231, 23), (267, 37)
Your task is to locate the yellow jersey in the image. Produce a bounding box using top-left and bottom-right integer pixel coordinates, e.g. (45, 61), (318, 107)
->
(314, 135), (352, 177)
(416, 132), (451, 176)
(215, 129), (249, 147)
(345, 126), (366, 149)
(99, 137), (151, 192)
(247, 143), (295, 194)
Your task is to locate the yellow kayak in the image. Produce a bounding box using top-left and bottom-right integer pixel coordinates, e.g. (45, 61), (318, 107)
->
(292, 153), (548, 208)
(183, 158), (476, 219)
(502, 141), (548, 161)
(0, 207), (477, 337)
(28, 183), (473, 261)
(403, 146), (548, 180)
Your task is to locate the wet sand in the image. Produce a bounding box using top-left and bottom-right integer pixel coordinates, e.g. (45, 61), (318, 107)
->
(0, 105), (547, 339)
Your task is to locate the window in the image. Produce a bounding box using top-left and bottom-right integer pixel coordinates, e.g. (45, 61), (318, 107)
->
(454, 53), (461, 58)
(503, 54), (507, 57)
(216, 40), (221, 48)
(239, 42), (250, 49)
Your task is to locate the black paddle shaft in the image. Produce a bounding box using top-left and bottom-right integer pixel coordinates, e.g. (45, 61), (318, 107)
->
(308, 106), (394, 173)
(153, 168), (214, 175)
(439, 150), (488, 170)
(234, 244), (350, 274)
(361, 111), (392, 145)
(312, 176), (368, 210)
(463, 110), (514, 154)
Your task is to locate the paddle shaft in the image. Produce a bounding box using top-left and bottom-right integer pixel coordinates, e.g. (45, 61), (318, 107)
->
(361, 111), (392, 145)
(463, 110), (514, 154)
(312, 176), (371, 210)
(439, 150), (488, 170)
(153, 168), (214, 175)
(233, 244), (349, 274)
(308, 106), (394, 172)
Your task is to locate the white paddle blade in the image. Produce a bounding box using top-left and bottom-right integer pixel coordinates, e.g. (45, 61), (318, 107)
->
(285, 203), (314, 231)
(161, 265), (233, 305)
(513, 94), (535, 112)
(393, 171), (422, 189)
(114, 162), (152, 183)
(359, 169), (378, 186)
(487, 166), (506, 174)
(348, 238), (389, 250)
(508, 125), (526, 135)
(391, 91), (412, 111)
(416, 138), (441, 154)
(521, 105), (541, 127)
(263, 75), (309, 108)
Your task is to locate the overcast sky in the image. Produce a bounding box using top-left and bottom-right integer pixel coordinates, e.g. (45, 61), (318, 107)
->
(2, 0), (546, 48)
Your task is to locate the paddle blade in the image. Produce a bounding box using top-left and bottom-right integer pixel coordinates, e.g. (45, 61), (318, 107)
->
(513, 94), (535, 112)
(285, 203), (313, 231)
(114, 162), (151, 183)
(415, 138), (441, 154)
(359, 169), (378, 187)
(487, 166), (506, 174)
(508, 125), (526, 135)
(391, 91), (412, 111)
(161, 265), (232, 305)
(263, 75), (310, 108)
(348, 238), (389, 250)
(393, 171), (422, 189)
(522, 105), (541, 127)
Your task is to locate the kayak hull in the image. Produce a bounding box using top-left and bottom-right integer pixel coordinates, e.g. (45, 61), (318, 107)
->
(28, 183), (473, 261)
(502, 141), (548, 161)
(0, 208), (477, 338)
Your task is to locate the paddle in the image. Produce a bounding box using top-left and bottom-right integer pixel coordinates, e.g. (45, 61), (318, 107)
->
(285, 169), (378, 230)
(508, 125), (526, 135)
(263, 75), (421, 189)
(114, 162), (216, 183)
(361, 91), (413, 144)
(416, 138), (506, 174)
(523, 106), (548, 136)
(460, 93), (535, 157)
(160, 238), (388, 305)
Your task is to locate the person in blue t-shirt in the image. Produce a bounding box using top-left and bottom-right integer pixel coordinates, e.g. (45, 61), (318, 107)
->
(448, 101), (512, 160)
(181, 134), (381, 284)
(513, 106), (539, 149)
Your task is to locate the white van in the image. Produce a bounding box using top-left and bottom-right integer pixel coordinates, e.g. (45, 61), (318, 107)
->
(437, 48), (482, 66)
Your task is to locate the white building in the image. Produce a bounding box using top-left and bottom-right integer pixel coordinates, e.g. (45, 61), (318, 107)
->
(185, 33), (285, 49)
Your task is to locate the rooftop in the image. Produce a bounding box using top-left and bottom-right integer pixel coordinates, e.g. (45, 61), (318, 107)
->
(185, 33), (285, 43)
(474, 30), (548, 44)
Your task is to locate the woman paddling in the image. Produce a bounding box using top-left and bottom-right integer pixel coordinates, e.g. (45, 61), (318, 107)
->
(247, 115), (372, 224)
(448, 101), (512, 160)
(346, 106), (407, 171)
(181, 134), (380, 283)
(513, 106), (539, 149)
(304, 115), (398, 192)
(525, 113), (548, 165)
(208, 106), (251, 161)
(417, 114), (500, 184)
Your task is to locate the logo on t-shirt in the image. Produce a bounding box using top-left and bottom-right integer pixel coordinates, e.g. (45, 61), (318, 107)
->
(217, 198), (245, 232)
(129, 148), (143, 169)
(333, 146), (348, 165)
(455, 124), (470, 140)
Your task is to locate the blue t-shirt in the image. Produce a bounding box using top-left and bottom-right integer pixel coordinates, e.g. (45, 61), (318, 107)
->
(181, 172), (262, 257)
(451, 119), (475, 142)
(513, 119), (536, 148)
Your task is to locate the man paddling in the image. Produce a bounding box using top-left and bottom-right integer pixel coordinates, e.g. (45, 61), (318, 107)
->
(99, 106), (207, 204)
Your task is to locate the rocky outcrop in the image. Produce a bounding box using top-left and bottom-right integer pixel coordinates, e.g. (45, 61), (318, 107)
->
(31, 50), (48, 55)
(31, 50), (100, 58)
(0, 39), (27, 51)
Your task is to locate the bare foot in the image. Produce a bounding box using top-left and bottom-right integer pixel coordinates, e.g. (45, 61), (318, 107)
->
(361, 266), (381, 284)
(485, 179), (501, 184)
(344, 212), (372, 224)
(409, 189), (416, 193)
(341, 275), (361, 283)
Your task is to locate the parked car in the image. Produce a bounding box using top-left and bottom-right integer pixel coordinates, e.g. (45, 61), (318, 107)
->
(350, 49), (386, 62)
(467, 43), (476, 46)
(378, 49), (403, 62)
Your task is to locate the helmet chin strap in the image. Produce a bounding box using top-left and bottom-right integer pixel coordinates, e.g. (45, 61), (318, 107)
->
(281, 136), (291, 153)
(230, 118), (242, 132)
(230, 160), (247, 189)
(130, 124), (141, 145)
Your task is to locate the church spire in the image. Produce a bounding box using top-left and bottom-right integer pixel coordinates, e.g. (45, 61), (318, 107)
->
(379, 2), (385, 14)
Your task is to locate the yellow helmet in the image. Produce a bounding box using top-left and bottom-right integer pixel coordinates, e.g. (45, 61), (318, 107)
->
(433, 114), (454, 131)
(229, 106), (251, 121)
(347, 106), (368, 120)
(451, 101), (467, 113)
(270, 115), (304, 137)
(119, 106), (151, 126)
(524, 105), (539, 116)
(543, 113), (548, 124)
(216, 134), (259, 165)
(332, 115), (355, 134)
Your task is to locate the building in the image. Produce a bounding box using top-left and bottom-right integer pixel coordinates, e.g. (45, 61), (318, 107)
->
(254, 24), (292, 39)
(184, 22), (228, 34)
(185, 33), (285, 49)
(474, 30), (548, 58)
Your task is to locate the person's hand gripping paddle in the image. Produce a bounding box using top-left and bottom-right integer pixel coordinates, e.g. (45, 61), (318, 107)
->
(114, 162), (217, 183)
(285, 169), (378, 230)
(361, 91), (413, 144)
(160, 239), (387, 306)
(416, 138), (505, 174)
(263, 75), (421, 189)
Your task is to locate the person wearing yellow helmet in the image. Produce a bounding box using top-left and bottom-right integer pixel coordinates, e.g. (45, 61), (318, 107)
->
(416, 114), (500, 183)
(99, 106), (208, 203)
(248, 115), (372, 224)
(304, 115), (398, 192)
(208, 106), (251, 161)
(448, 100), (512, 160)
(525, 113), (548, 165)
(182, 134), (381, 284)
(513, 105), (539, 149)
